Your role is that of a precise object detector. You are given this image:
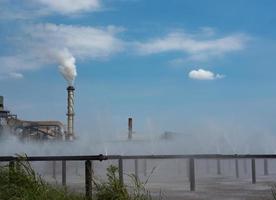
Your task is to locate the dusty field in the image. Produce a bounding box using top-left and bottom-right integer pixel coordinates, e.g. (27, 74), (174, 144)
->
(148, 176), (274, 200)
(38, 159), (276, 199)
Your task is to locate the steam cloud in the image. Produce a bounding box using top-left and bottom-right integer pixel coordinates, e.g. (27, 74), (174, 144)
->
(57, 49), (77, 86)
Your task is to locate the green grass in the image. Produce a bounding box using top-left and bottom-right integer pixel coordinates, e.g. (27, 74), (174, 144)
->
(0, 158), (154, 200)
(0, 160), (84, 200)
(93, 165), (153, 200)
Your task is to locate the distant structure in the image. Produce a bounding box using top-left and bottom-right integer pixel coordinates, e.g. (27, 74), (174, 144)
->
(67, 86), (75, 140)
(128, 117), (133, 140)
(0, 95), (65, 140)
(0, 96), (3, 111)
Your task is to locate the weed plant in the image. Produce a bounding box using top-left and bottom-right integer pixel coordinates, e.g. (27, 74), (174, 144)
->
(0, 159), (84, 200)
(94, 165), (153, 200)
(0, 157), (155, 200)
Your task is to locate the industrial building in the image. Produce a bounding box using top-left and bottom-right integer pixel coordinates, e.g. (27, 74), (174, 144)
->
(0, 95), (65, 140)
(0, 86), (75, 141)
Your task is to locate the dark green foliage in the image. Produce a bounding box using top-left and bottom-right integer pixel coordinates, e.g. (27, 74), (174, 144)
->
(94, 165), (130, 200)
(94, 165), (153, 200)
(0, 157), (154, 200)
(0, 159), (84, 200)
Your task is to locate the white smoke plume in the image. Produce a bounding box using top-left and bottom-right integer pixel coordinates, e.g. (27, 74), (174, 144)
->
(56, 49), (77, 86)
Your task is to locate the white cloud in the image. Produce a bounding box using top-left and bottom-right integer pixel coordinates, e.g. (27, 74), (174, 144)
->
(0, 23), (124, 79)
(188, 69), (224, 80)
(136, 31), (249, 61)
(26, 23), (124, 59)
(9, 72), (24, 79)
(199, 27), (216, 37)
(0, 71), (24, 80)
(0, 0), (102, 20)
(36, 0), (101, 14)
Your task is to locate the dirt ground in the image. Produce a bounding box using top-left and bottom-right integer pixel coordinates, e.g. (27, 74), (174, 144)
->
(40, 159), (276, 200)
(148, 176), (274, 200)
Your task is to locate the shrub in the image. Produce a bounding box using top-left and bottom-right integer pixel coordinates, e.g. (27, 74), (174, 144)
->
(94, 165), (152, 200)
(0, 158), (154, 200)
(0, 159), (84, 200)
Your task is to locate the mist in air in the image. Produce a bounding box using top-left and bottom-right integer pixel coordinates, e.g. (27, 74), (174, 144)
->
(1, 116), (276, 156)
(1, 48), (275, 157)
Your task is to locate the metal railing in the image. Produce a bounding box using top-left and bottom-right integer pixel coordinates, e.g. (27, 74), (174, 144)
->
(0, 154), (275, 199)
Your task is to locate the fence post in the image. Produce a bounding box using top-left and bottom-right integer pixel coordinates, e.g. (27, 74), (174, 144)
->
(217, 159), (221, 175)
(251, 158), (256, 184)
(118, 158), (124, 185)
(235, 159), (239, 178)
(134, 159), (138, 180)
(85, 160), (92, 200)
(62, 160), (66, 187)
(189, 158), (195, 191)
(52, 161), (56, 179)
(264, 159), (268, 175)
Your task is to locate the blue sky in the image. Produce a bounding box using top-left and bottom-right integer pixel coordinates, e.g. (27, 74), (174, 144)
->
(1, 0), (276, 135)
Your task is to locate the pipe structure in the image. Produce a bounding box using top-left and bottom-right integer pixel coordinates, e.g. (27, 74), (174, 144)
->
(0, 96), (3, 111)
(128, 117), (133, 140)
(67, 86), (75, 140)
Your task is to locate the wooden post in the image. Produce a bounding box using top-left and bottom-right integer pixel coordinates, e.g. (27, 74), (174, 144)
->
(264, 159), (268, 175)
(62, 160), (66, 187)
(251, 158), (256, 184)
(118, 158), (124, 185)
(134, 159), (139, 180)
(52, 161), (56, 179)
(85, 160), (92, 200)
(189, 158), (195, 191)
(217, 159), (221, 175)
(235, 159), (239, 178)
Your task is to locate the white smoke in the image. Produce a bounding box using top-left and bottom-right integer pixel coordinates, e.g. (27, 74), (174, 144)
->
(56, 48), (77, 86)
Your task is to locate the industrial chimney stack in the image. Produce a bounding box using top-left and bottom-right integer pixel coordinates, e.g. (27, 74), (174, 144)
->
(67, 86), (75, 140)
(128, 117), (133, 140)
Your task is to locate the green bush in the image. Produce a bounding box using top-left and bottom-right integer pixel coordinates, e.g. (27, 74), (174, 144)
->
(0, 158), (154, 200)
(0, 159), (84, 200)
(94, 165), (152, 200)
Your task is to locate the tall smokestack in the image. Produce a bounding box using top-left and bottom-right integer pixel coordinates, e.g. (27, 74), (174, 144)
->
(128, 117), (133, 140)
(56, 49), (77, 140)
(67, 86), (75, 140)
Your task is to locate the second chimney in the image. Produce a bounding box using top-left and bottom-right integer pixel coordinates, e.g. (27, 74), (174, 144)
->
(128, 117), (133, 140)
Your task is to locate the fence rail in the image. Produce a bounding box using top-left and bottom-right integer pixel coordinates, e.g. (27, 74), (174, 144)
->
(1, 154), (275, 199)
